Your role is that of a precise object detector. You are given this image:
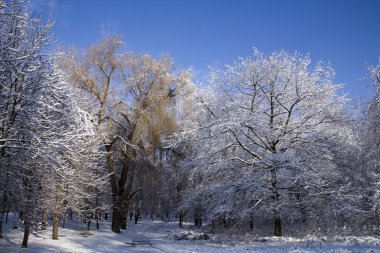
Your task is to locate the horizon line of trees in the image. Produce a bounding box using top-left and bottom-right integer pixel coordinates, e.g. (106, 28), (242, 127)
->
(1, 0), (380, 248)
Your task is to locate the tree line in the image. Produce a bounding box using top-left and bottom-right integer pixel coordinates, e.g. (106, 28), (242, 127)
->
(0, 0), (379, 248)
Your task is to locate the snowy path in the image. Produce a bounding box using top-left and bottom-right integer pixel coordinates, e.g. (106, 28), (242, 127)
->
(1, 218), (380, 252)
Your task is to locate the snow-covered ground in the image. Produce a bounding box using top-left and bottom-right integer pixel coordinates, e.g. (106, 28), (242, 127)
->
(1, 216), (380, 253)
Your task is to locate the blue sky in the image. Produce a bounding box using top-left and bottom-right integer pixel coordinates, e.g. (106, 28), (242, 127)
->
(30, 0), (380, 101)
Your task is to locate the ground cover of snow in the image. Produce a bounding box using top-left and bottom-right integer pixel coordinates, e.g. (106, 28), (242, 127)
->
(1, 216), (380, 252)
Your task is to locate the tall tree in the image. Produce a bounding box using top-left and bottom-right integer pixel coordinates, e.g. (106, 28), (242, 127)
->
(177, 49), (355, 236)
(38, 65), (108, 240)
(0, 1), (109, 246)
(60, 38), (191, 232)
(360, 60), (380, 228)
(0, 0), (53, 241)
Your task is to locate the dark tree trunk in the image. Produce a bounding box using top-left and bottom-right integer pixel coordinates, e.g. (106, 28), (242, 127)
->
(42, 210), (47, 230)
(120, 150), (137, 230)
(122, 198), (130, 229)
(301, 207), (307, 224)
(194, 208), (202, 227)
(176, 184), (183, 227)
(134, 199), (141, 224)
(179, 212), (183, 227)
(111, 207), (121, 233)
(104, 213), (108, 220)
(110, 144), (135, 232)
(52, 213), (59, 240)
(270, 163), (282, 237)
(105, 143), (120, 233)
(274, 212), (282, 237)
(21, 219), (30, 248)
(87, 220), (91, 231)
(296, 189), (307, 224)
(134, 211), (139, 224)
(0, 199), (7, 238)
(5, 211), (9, 224)
(12, 213), (18, 229)
(0, 216), (3, 238)
(96, 213), (100, 229)
(121, 216), (127, 229)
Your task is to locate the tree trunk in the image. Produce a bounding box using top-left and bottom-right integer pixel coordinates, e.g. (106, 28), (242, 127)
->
(121, 216), (127, 229)
(296, 189), (307, 224)
(105, 143), (119, 233)
(111, 207), (121, 233)
(300, 207), (307, 224)
(0, 215), (3, 238)
(134, 212), (139, 224)
(0, 199), (7, 238)
(134, 200), (141, 224)
(21, 219), (30, 248)
(87, 220), (91, 231)
(120, 149), (135, 229)
(179, 212), (183, 227)
(52, 213), (59, 240)
(176, 184), (183, 227)
(96, 213), (100, 229)
(274, 212), (282, 237)
(270, 164), (282, 237)
(62, 215), (66, 228)
(0, 147), (8, 238)
(12, 213), (18, 229)
(42, 210), (47, 230)
(123, 185), (139, 227)
(194, 208), (202, 227)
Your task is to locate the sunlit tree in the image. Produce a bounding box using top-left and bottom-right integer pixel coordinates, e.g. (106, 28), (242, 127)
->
(177, 49), (355, 236)
(60, 37), (191, 232)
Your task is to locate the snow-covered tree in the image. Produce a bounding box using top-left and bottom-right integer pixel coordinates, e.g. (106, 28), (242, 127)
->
(177, 49), (356, 236)
(0, 1), (110, 247)
(0, 0), (53, 243)
(3, 57), (109, 247)
(37, 64), (109, 240)
(359, 59), (380, 229)
(365, 60), (380, 172)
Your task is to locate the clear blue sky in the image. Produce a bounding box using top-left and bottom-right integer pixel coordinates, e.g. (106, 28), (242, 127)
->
(30, 0), (380, 101)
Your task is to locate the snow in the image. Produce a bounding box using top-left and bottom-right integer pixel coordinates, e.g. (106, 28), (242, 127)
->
(1, 216), (380, 252)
